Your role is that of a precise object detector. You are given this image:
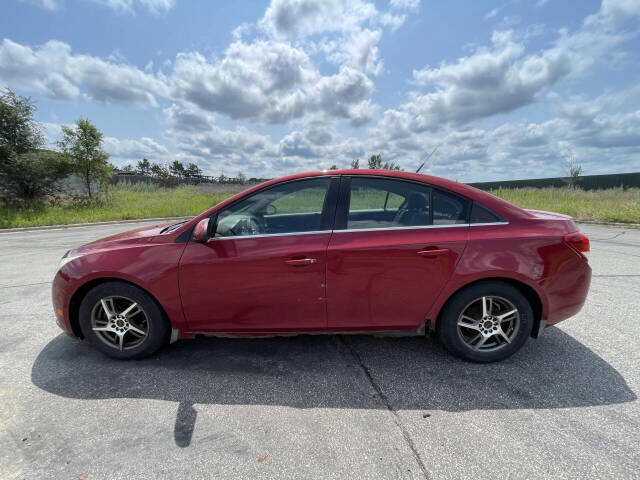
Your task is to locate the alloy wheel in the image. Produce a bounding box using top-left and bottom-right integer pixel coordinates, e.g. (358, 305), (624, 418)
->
(90, 296), (150, 351)
(456, 295), (520, 352)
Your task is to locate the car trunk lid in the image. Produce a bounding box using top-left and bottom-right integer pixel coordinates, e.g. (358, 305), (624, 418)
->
(523, 208), (580, 235)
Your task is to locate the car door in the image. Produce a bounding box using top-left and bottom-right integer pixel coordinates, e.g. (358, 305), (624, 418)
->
(327, 176), (470, 330)
(179, 176), (338, 332)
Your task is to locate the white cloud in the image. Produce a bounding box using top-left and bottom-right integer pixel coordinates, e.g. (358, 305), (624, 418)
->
(260, 0), (378, 38)
(0, 39), (167, 106)
(378, 0), (640, 137)
(137, 0), (174, 14)
(170, 40), (375, 126)
(104, 136), (169, 158)
(389, 0), (420, 10)
(323, 29), (384, 75)
(259, 0), (407, 76)
(484, 8), (499, 20)
(395, 30), (570, 132)
(365, 84), (640, 181)
(21, 0), (59, 9)
(586, 0), (640, 27)
(22, 0), (175, 14)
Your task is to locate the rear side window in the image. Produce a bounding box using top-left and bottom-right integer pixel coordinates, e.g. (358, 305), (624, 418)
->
(470, 202), (503, 224)
(346, 177), (432, 230)
(433, 189), (470, 225)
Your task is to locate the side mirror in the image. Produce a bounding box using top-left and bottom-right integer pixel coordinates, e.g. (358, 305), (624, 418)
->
(192, 218), (210, 243)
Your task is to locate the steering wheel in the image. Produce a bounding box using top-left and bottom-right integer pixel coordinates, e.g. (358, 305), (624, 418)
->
(265, 204), (278, 215)
(229, 216), (262, 236)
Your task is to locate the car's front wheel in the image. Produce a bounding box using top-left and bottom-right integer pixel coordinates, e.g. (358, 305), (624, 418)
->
(78, 281), (170, 359)
(437, 281), (534, 362)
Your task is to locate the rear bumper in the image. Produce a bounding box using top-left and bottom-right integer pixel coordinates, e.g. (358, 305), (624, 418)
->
(542, 255), (592, 326)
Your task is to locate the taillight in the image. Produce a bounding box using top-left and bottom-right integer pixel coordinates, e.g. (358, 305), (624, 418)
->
(564, 232), (590, 260)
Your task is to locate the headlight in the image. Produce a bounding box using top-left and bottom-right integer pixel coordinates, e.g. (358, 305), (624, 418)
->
(57, 254), (81, 272)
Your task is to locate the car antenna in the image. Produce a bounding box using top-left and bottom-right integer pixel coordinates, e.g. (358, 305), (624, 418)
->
(416, 144), (440, 173)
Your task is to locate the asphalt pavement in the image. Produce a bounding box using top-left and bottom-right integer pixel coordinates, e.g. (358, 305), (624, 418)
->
(0, 221), (638, 479)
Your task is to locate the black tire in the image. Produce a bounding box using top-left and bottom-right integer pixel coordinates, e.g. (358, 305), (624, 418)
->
(78, 281), (170, 360)
(437, 280), (534, 363)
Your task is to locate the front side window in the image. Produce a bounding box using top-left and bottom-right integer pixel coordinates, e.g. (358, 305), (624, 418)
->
(215, 178), (331, 237)
(346, 177), (432, 230)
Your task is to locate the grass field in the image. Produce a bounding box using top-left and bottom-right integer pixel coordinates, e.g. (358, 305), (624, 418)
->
(0, 183), (229, 229)
(1, 183), (639, 228)
(491, 187), (640, 224)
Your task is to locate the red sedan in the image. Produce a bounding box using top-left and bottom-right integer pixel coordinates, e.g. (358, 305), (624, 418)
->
(52, 170), (591, 362)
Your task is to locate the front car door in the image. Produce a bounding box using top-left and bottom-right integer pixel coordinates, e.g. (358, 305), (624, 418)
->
(179, 176), (338, 332)
(327, 176), (470, 331)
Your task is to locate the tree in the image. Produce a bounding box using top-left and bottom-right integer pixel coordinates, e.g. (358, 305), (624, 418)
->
(564, 154), (583, 190)
(136, 158), (151, 176)
(237, 172), (247, 184)
(368, 154), (382, 169)
(0, 89), (43, 161)
(150, 162), (171, 185)
(382, 161), (401, 171)
(169, 160), (185, 178)
(218, 173), (227, 183)
(329, 164), (338, 170)
(0, 89), (71, 204)
(121, 163), (134, 172)
(367, 154), (401, 170)
(184, 162), (202, 178)
(58, 118), (111, 198)
(0, 150), (71, 205)
(351, 159), (360, 169)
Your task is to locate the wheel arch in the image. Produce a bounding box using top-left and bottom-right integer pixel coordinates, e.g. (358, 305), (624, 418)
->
(68, 277), (171, 339)
(432, 277), (543, 338)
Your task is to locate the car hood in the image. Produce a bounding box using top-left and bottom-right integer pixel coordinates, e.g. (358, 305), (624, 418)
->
(69, 222), (176, 256)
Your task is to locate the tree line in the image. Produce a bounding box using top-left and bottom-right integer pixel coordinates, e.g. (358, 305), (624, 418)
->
(329, 154), (401, 171)
(116, 159), (253, 186)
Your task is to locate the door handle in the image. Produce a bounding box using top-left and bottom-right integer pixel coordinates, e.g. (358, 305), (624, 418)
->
(417, 248), (450, 257)
(285, 258), (317, 266)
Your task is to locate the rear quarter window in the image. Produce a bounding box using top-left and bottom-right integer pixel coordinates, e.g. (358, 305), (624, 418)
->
(470, 202), (503, 223)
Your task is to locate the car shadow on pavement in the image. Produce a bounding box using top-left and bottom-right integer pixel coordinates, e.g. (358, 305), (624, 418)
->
(31, 327), (636, 448)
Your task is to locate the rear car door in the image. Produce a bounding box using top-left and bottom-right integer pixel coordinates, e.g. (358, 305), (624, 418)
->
(327, 176), (469, 330)
(179, 176), (338, 332)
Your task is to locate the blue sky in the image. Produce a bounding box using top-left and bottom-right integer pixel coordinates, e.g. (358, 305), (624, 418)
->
(2, 0), (640, 181)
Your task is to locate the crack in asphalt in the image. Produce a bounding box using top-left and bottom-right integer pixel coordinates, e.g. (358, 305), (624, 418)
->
(592, 231), (627, 241)
(593, 274), (640, 278)
(338, 336), (431, 480)
(0, 281), (51, 289)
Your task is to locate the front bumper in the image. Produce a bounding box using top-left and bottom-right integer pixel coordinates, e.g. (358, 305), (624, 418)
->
(52, 270), (77, 337)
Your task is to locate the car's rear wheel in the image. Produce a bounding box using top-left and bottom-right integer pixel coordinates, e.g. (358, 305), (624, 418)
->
(78, 281), (170, 360)
(437, 281), (534, 362)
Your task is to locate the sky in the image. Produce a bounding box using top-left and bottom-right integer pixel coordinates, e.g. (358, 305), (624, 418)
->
(1, 0), (640, 181)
